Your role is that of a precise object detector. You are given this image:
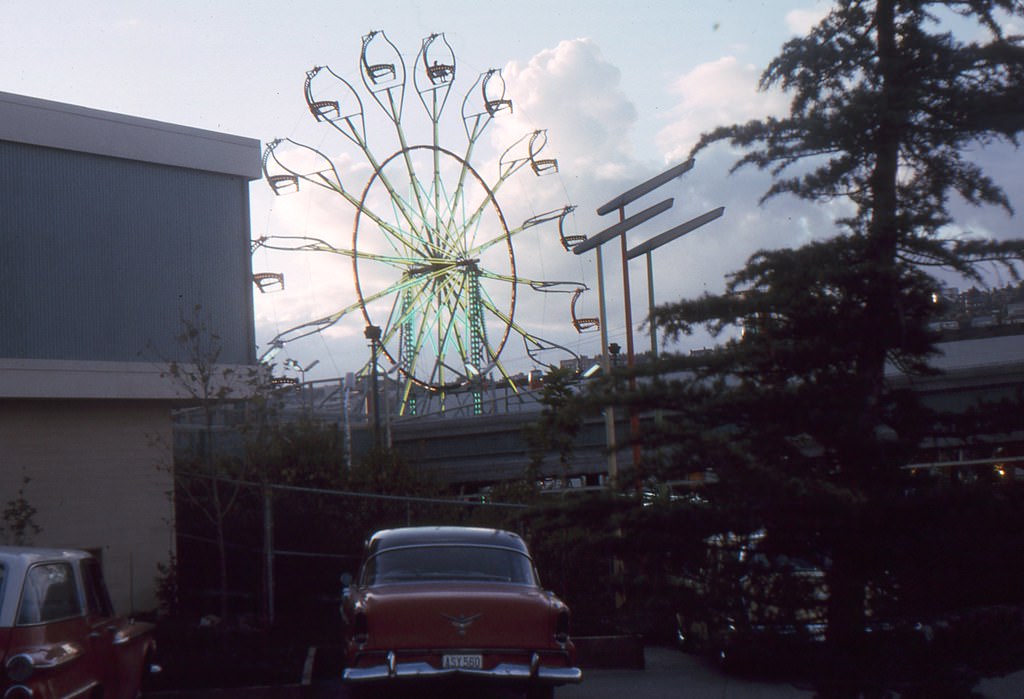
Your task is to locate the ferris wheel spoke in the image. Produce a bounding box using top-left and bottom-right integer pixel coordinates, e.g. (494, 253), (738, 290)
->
(329, 122), (427, 236)
(363, 162), (424, 238)
(476, 269), (586, 294)
(265, 139), (429, 251)
(443, 323), (476, 382)
(369, 153), (433, 237)
(389, 109), (434, 234)
(304, 83), (424, 237)
(358, 146), (482, 263)
(395, 302), (436, 383)
(362, 242), (453, 275)
(426, 162), (455, 251)
(261, 234), (446, 271)
(282, 270), (442, 352)
(354, 181), (437, 258)
(262, 295), (368, 356)
(397, 293), (478, 387)
(445, 172), (509, 243)
(443, 68), (511, 232)
(398, 304), (454, 389)
(449, 168), (519, 247)
(360, 272), (454, 324)
(348, 196), (423, 251)
(445, 130), (486, 238)
(445, 286), (503, 373)
(465, 221), (537, 258)
(377, 277), (441, 352)
(430, 124), (444, 245)
(369, 268), (460, 373)
(475, 294), (571, 360)
(428, 277), (481, 384)
(466, 216), (554, 257)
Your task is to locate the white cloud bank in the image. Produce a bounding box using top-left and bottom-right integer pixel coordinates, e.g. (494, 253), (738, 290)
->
(656, 56), (788, 161)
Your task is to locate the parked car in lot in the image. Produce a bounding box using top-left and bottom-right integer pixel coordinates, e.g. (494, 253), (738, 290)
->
(0, 547), (158, 699)
(674, 530), (916, 675)
(674, 531), (829, 672)
(341, 526), (582, 698)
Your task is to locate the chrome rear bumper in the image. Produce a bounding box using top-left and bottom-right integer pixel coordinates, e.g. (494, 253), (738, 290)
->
(344, 650), (583, 684)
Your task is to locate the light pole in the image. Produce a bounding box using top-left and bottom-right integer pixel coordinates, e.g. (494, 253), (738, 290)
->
(575, 199), (677, 487)
(283, 358), (320, 413)
(283, 357), (320, 384)
(364, 325), (383, 450)
(593, 159), (695, 372)
(574, 160), (723, 486)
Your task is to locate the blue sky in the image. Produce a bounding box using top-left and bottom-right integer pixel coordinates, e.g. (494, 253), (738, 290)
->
(3, 1), (1020, 381)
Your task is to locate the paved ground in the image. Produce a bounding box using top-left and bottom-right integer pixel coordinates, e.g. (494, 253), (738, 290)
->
(561, 646), (815, 699)
(564, 647), (1024, 699)
(148, 645), (1024, 699)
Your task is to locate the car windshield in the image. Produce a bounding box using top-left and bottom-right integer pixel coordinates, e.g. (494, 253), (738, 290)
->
(362, 545), (537, 585)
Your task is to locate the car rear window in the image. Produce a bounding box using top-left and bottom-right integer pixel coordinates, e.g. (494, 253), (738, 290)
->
(362, 545), (537, 585)
(17, 562), (82, 625)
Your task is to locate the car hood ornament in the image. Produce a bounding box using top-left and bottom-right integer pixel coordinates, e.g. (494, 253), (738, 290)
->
(441, 612), (482, 636)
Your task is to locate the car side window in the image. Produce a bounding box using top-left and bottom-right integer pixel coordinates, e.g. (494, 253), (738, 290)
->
(17, 563), (82, 625)
(81, 558), (115, 618)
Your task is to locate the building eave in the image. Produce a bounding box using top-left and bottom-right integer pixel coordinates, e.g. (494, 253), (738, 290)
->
(0, 358), (260, 401)
(0, 90), (261, 179)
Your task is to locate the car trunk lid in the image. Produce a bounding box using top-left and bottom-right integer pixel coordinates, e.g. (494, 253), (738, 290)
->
(363, 583), (556, 649)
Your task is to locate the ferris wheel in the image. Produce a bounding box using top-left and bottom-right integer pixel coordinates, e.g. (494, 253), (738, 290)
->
(257, 31), (593, 415)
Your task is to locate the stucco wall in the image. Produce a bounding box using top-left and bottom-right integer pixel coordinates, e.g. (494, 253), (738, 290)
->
(0, 398), (174, 614)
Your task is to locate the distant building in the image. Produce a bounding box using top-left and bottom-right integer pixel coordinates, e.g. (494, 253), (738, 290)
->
(0, 91), (261, 612)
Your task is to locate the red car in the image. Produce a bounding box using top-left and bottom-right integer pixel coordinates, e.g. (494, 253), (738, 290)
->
(0, 547), (158, 699)
(341, 526), (582, 698)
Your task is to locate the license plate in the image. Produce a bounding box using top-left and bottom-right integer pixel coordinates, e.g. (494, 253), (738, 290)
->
(443, 654), (483, 669)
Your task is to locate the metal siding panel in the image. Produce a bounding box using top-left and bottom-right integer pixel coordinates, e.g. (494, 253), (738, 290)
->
(0, 140), (254, 364)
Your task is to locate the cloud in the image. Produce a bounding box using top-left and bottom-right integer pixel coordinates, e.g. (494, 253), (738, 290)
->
(655, 56), (788, 161)
(785, 4), (832, 35)
(497, 38), (641, 182)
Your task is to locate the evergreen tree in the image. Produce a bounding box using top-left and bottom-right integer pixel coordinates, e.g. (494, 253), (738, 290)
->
(524, 367), (586, 484)
(637, 2), (1024, 695)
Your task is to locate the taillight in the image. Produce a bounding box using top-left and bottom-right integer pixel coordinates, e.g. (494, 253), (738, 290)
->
(554, 611), (570, 644)
(5, 655), (34, 684)
(353, 613), (369, 644)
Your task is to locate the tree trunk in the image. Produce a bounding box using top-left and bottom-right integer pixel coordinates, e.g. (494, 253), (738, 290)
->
(818, 3), (903, 697)
(820, 526), (870, 698)
(213, 477), (230, 622)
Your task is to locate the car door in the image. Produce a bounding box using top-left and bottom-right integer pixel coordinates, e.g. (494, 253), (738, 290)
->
(80, 558), (124, 699)
(15, 561), (94, 699)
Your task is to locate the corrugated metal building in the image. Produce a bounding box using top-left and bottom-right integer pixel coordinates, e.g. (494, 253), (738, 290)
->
(0, 91), (261, 613)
